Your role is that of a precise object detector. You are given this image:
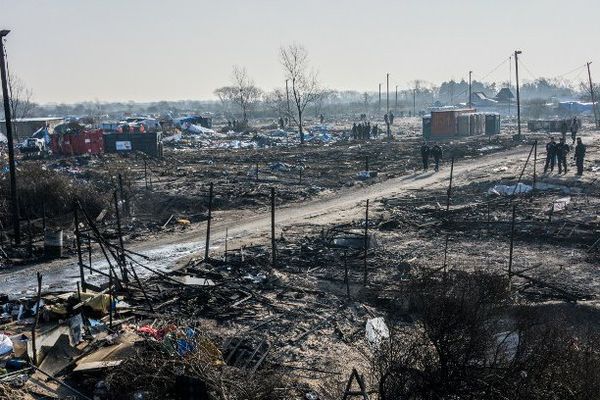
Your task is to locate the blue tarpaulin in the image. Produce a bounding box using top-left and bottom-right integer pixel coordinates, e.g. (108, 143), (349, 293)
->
(558, 101), (596, 114)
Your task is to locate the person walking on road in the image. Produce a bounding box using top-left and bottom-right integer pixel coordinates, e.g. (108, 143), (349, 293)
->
(420, 142), (430, 171)
(556, 137), (570, 175)
(431, 144), (443, 172)
(574, 137), (586, 176)
(570, 118), (579, 144)
(544, 137), (557, 174)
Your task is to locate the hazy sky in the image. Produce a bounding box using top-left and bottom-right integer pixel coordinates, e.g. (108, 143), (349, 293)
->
(1, 0), (599, 103)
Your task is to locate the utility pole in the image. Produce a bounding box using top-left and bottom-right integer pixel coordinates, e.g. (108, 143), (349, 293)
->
(468, 70), (473, 108)
(395, 85), (398, 111)
(386, 73), (390, 138)
(0, 30), (21, 245)
(285, 79), (291, 122)
(413, 89), (416, 116)
(378, 83), (382, 113)
(514, 50), (522, 139)
(587, 62), (599, 129)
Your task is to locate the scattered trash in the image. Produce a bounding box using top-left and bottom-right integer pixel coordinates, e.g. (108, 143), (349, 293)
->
(487, 183), (532, 196)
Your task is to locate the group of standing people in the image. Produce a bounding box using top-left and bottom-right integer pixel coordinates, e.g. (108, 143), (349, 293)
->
(352, 122), (379, 140)
(544, 136), (586, 176)
(420, 142), (443, 172)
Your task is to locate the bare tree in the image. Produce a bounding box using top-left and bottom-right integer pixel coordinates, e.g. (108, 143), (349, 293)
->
(279, 44), (323, 144)
(2, 75), (35, 139)
(264, 89), (288, 119)
(214, 66), (262, 126)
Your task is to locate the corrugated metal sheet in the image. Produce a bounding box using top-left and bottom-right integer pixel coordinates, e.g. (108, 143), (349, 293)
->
(431, 111), (459, 136)
(457, 115), (471, 136)
(485, 114), (501, 135)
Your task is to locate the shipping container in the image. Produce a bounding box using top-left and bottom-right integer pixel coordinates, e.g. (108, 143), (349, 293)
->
(51, 129), (104, 156)
(103, 131), (163, 158)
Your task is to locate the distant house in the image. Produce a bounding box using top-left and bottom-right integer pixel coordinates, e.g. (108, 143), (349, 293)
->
(495, 88), (515, 103)
(471, 92), (498, 107)
(0, 117), (63, 141)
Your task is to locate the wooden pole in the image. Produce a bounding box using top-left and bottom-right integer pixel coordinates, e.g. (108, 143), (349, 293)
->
(587, 62), (599, 129)
(446, 156), (454, 212)
(31, 272), (42, 366)
(42, 200), (46, 232)
(533, 140), (538, 191)
(344, 250), (350, 298)
(87, 236), (93, 274)
(443, 233), (450, 274)
(204, 182), (213, 260)
(508, 204), (517, 286)
(74, 205), (86, 292)
(144, 159), (149, 189)
(363, 199), (369, 285)
(511, 141), (536, 196)
(271, 187), (276, 268)
(108, 267), (114, 329)
(224, 227), (229, 262)
(118, 173), (126, 217)
(113, 191), (128, 283)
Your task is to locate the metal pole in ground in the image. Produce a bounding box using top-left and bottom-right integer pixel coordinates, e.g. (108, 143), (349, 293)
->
(0, 30), (21, 245)
(271, 187), (276, 268)
(514, 50), (523, 138)
(204, 182), (213, 260)
(446, 156), (455, 212)
(74, 205), (86, 292)
(363, 199), (369, 285)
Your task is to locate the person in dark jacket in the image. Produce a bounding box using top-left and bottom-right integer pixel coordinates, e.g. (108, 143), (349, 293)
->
(560, 120), (568, 141)
(420, 142), (430, 171)
(544, 137), (557, 173)
(574, 137), (586, 175)
(556, 137), (570, 174)
(431, 144), (442, 172)
(570, 118), (579, 144)
(389, 112), (395, 125)
(351, 123), (358, 140)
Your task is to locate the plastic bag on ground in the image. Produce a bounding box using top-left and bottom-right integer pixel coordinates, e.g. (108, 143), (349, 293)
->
(365, 317), (389, 347)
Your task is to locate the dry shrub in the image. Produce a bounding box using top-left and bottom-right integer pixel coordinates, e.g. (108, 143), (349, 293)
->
(375, 271), (600, 400)
(0, 164), (109, 225)
(105, 332), (292, 400)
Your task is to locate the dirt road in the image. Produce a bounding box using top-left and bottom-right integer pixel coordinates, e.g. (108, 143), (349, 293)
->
(0, 144), (535, 296)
